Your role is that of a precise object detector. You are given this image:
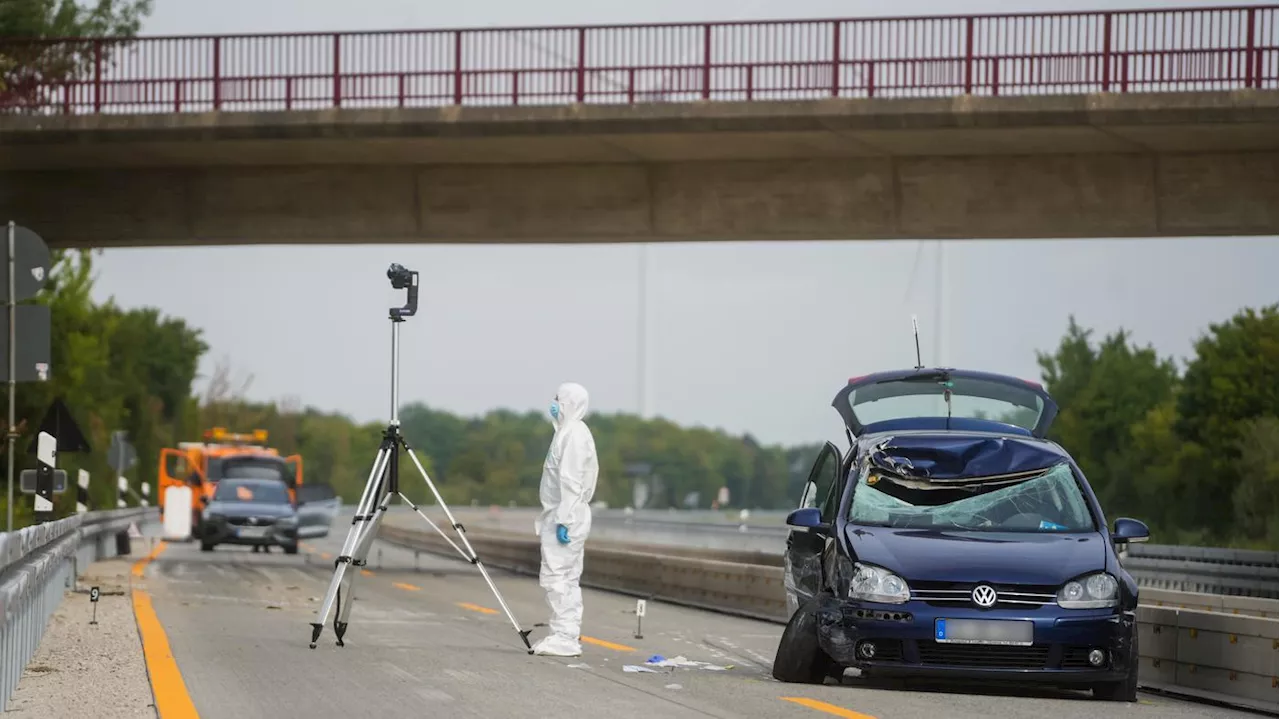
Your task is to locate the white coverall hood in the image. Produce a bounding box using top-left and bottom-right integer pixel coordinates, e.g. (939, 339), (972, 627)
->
(531, 381), (599, 657)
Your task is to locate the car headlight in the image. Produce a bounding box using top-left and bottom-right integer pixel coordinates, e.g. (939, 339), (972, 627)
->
(1056, 572), (1119, 609)
(849, 562), (910, 604)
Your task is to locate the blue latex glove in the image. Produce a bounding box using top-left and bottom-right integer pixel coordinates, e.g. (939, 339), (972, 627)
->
(556, 524), (570, 545)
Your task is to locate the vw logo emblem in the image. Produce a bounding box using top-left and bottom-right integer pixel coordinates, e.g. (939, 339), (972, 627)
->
(972, 584), (998, 608)
(248, 517), (258, 525)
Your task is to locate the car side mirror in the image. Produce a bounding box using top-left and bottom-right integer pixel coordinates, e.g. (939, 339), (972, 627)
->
(1111, 517), (1149, 544)
(786, 507), (831, 534)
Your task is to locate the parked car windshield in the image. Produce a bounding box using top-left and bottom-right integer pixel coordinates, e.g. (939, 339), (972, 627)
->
(847, 462), (1095, 532)
(213, 479), (290, 505)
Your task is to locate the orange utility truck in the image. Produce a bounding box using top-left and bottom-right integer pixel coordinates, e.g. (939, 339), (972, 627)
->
(157, 427), (303, 536)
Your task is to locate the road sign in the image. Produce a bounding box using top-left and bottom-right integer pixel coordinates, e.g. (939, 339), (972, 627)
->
(19, 468), (66, 493)
(0, 303), (50, 382)
(26, 398), (90, 454)
(107, 430), (137, 471)
(2, 225), (51, 302)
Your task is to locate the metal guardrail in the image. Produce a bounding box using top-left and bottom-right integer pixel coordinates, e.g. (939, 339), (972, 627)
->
(0, 508), (155, 712)
(377, 523), (1279, 712)
(586, 512), (1280, 599)
(1122, 543), (1279, 599)
(1, 5), (1276, 114)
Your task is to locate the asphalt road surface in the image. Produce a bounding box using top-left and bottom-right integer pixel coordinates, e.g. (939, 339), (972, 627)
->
(132, 517), (1256, 719)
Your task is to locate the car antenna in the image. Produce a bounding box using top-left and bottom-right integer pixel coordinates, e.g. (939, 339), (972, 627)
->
(911, 315), (924, 370)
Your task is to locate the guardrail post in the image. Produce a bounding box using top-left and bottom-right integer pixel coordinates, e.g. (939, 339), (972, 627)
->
(702, 24), (712, 100)
(831, 21), (841, 97)
(963, 17), (974, 94)
(212, 37), (222, 111)
(1101, 12), (1113, 92)
(1245, 7), (1257, 88)
(453, 30), (463, 105)
(93, 39), (103, 113)
(332, 33), (342, 107)
(576, 28), (587, 103)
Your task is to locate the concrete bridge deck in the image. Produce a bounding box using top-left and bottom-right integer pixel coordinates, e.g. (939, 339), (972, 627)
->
(3, 90), (1276, 247)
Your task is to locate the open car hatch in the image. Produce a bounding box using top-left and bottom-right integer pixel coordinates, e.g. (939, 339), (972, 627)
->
(832, 368), (1059, 438)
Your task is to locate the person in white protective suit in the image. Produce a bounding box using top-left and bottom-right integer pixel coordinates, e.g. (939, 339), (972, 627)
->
(530, 382), (599, 657)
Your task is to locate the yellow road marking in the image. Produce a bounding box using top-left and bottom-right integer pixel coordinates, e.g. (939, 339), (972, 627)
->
(393, 582), (421, 592)
(320, 552), (332, 560)
(457, 602), (498, 615)
(581, 635), (636, 652)
(132, 540), (168, 578)
(131, 544), (200, 718)
(360, 569), (375, 577)
(780, 697), (877, 719)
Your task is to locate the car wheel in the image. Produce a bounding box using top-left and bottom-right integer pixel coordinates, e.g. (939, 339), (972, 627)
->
(200, 542), (215, 552)
(771, 594), (838, 684)
(1093, 631), (1139, 702)
(283, 543), (299, 555)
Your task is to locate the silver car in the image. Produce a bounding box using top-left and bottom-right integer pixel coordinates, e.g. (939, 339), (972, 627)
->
(296, 483), (342, 538)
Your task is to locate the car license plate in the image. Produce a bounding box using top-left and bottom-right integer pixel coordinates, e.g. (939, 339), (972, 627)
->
(237, 526), (267, 539)
(935, 618), (1033, 646)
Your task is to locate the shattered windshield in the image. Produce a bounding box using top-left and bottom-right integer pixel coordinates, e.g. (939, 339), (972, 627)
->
(847, 462), (1095, 532)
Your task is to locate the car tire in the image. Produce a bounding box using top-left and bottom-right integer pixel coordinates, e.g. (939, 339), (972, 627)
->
(283, 543), (299, 555)
(1093, 631), (1139, 702)
(771, 594), (838, 684)
(200, 542), (215, 552)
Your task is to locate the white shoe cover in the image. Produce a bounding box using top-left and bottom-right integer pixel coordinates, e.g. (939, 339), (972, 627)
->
(532, 633), (582, 657)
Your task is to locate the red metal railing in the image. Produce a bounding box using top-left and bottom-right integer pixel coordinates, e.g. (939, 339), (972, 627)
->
(1, 5), (1275, 115)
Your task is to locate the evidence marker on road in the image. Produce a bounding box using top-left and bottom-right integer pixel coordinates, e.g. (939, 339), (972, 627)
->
(89, 586), (100, 625)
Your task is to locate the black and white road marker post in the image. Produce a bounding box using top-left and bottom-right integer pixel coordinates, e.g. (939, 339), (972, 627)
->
(76, 468), (89, 513)
(33, 431), (55, 523)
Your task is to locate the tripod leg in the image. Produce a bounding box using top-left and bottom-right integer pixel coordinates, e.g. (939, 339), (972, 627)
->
(309, 444), (391, 648)
(333, 489), (393, 645)
(402, 444), (533, 651)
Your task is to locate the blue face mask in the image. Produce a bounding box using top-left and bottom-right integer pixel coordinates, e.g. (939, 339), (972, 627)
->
(549, 402), (560, 420)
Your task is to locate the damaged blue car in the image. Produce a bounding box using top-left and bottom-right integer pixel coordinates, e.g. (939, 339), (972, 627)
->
(772, 368), (1149, 702)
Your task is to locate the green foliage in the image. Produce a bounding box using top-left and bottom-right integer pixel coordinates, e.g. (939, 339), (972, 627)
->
(1, 249), (206, 526)
(1229, 415), (1279, 549)
(1, 0), (153, 109)
(1036, 306), (1278, 548)
(1036, 317), (1181, 514)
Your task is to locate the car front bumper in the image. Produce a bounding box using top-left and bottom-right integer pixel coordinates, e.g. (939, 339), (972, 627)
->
(202, 520), (298, 546)
(814, 595), (1136, 685)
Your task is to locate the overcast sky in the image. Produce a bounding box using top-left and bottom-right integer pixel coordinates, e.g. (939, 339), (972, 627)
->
(86, 0), (1278, 448)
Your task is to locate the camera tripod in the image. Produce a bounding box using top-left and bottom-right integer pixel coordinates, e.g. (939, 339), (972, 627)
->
(308, 263), (533, 652)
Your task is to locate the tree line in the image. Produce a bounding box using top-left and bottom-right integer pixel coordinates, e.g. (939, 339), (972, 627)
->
(1036, 306), (1277, 549)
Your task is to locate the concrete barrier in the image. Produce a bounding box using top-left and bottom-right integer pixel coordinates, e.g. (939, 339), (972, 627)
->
(377, 522), (1279, 711)
(1138, 605), (1279, 711)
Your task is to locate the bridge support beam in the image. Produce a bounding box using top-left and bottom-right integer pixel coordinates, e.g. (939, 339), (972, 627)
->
(2, 151), (1275, 247)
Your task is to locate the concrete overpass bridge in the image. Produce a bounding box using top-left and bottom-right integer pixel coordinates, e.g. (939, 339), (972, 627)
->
(1, 5), (1277, 247)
